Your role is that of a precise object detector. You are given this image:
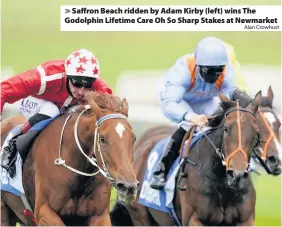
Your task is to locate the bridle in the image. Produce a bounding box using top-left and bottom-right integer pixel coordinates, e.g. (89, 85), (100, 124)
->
(177, 101), (258, 190)
(252, 107), (280, 174)
(54, 107), (127, 184)
(256, 107), (280, 160)
(203, 101), (257, 170)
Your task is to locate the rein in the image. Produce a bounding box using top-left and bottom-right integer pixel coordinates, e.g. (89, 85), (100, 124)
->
(54, 107), (127, 184)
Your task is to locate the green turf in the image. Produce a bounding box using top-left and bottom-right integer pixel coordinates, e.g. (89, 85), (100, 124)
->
(2, 0), (281, 225)
(110, 175), (281, 226)
(251, 174), (281, 226)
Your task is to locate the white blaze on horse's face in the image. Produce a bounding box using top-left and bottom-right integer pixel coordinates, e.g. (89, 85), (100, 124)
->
(264, 112), (276, 126)
(115, 122), (125, 138)
(264, 112), (281, 157)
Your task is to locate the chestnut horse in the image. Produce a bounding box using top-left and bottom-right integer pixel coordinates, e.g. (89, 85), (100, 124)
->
(111, 92), (263, 226)
(1, 92), (139, 226)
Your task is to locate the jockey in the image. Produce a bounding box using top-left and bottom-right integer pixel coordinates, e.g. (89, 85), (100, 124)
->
(0, 48), (113, 178)
(150, 37), (250, 190)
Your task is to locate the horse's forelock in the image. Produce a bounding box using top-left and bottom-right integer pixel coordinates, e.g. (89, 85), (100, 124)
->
(85, 91), (122, 112)
(222, 101), (237, 112)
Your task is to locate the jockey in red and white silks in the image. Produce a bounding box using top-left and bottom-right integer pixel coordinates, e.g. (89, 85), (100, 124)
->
(0, 49), (112, 178)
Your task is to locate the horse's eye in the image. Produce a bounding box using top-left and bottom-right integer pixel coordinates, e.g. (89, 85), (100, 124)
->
(100, 136), (106, 144)
(224, 126), (228, 133)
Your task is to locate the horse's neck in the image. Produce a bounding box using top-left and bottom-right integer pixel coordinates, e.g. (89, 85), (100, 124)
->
(189, 128), (226, 179)
(75, 114), (97, 151)
(66, 114), (98, 179)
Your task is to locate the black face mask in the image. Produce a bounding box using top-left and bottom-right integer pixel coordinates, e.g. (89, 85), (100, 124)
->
(199, 66), (225, 84)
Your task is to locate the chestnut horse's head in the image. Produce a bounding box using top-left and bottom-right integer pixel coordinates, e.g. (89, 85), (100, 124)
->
(84, 92), (139, 203)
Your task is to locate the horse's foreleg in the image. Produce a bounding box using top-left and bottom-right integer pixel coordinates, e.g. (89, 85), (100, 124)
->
(1, 196), (11, 226)
(36, 203), (65, 226)
(124, 201), (154, 226)
(87, 209), (111, 226)
(189, 213), (204, 226)
(87, 215), (111, 226)
(237, 213), (255, 226)
(1, 192), (27, 226)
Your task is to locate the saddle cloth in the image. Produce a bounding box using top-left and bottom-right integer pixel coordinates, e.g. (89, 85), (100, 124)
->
(138, 127), (212, 225)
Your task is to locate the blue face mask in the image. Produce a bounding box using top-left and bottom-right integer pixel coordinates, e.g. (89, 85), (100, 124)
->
(199, 66), (225, 84)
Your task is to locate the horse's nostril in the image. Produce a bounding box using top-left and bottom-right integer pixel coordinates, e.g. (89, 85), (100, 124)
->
(267, 156), (277, 164)
(243, 171), (249, 179)
(116, 183), (126, 192)
(226, 169), (235, 179)
(116, 181), (138, 194)
(127, 186), (136, 194)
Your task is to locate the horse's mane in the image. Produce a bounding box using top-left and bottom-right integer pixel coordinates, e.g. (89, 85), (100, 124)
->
(208, 101), (237, 127)
(209, 91), (273, 127)
(235, 90), (252, 108)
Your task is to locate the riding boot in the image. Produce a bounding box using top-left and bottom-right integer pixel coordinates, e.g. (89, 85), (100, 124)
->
(150, 127), (186, 190)
(1, 121), (32, 178)
(1, 113), (51, 178)
(1, 130), (23, 178)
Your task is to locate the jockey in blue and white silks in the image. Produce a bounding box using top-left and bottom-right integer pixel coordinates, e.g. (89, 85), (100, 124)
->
(151, 36), (245, 190)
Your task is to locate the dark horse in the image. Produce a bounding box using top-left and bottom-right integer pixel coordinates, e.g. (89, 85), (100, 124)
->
(111, 91), (263, 226)
(1, 92), (139, 226)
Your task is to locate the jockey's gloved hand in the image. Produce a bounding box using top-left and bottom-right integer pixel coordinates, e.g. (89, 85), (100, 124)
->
(185, 114), (208, 128)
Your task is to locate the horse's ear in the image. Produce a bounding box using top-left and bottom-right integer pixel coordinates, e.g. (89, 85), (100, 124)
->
(267, 86), (274, 107)
(219, 92), (236, 110)
(84, 92), (101, 117)
(219, 92), (230, 103)
(247, 91), (262, 113)
(120, 98), (129, 116)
